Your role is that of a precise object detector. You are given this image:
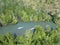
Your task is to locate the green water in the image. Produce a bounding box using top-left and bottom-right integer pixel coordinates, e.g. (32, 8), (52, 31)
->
(0, 22), (56, 36)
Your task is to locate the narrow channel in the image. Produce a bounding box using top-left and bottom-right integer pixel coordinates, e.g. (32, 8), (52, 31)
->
(0, 21), (56, 36)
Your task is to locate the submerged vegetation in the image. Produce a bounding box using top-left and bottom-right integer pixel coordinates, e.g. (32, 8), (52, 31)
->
(0, 0), (60, 26)
(0, 25), (60, 45)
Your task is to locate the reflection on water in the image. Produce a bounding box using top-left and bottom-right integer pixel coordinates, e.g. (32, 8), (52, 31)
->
(17, 27), (23, 29)
(0, 22), (56, 36)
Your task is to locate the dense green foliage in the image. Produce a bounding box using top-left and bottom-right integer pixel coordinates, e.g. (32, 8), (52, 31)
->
(0, 25), (60, 45)
(0, 0), (60, 26)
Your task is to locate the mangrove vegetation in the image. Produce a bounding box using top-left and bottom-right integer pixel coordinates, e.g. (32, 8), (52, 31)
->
(0, 0), (60, 26)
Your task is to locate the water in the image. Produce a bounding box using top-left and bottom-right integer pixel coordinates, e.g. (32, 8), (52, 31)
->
(0, 22), (56, 36)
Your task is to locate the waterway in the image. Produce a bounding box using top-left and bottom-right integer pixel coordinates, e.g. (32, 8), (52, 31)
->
(0, 22), (56, 36)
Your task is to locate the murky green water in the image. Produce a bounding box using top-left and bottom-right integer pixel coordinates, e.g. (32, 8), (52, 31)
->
(0, 22), (56, 36)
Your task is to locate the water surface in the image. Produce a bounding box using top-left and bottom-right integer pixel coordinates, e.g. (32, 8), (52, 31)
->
(0, 22), (56, 36)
